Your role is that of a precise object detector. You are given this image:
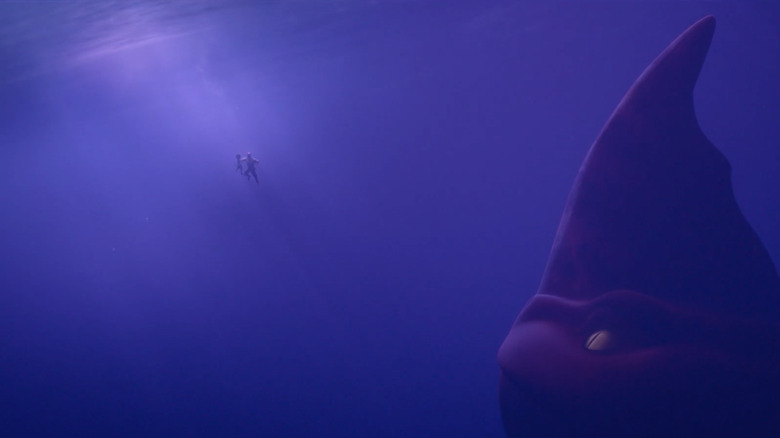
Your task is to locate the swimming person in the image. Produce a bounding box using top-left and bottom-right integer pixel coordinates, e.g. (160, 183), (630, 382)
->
(241, 152), (260, 183)
(235, 154), (243, 173)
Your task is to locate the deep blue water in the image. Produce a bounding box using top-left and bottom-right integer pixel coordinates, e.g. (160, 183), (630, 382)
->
(1, 2), (779, 437)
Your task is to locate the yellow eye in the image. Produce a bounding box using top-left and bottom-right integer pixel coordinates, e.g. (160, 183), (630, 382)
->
(584, 330), (616, 351)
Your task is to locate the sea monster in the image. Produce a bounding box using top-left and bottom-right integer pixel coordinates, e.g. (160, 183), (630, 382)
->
(498, 16), (780, 437)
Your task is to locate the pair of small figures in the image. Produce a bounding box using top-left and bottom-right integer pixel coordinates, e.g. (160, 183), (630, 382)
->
(235, 153), (259, 183)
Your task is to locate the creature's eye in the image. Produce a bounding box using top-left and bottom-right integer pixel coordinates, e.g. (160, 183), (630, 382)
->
(584, 329), (616, 351)
(580, 291), (678, 353)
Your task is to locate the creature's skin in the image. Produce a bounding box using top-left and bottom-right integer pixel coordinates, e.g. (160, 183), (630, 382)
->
(498, 16), (780, 438)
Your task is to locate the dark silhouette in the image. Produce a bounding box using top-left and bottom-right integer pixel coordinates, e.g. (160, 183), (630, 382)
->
(240, 152), (259, 183)
(235, 154), (243, 173)
(498, 17), (780, 438)
(498, 16), (780, 438)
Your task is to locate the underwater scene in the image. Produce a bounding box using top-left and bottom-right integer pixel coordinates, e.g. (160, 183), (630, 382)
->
(1, 1), (779, 437)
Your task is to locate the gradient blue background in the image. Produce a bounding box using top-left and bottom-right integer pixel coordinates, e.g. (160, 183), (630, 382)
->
(1, 2), (778, 437)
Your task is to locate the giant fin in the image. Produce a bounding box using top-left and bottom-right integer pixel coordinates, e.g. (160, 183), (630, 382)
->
(539, 15), (779, 320)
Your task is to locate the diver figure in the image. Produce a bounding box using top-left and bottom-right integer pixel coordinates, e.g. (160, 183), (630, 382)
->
(235, 154), (243, 173)
(241, 152), (260, 184)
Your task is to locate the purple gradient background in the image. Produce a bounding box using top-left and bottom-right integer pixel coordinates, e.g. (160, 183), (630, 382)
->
(1, 2), (778, 437)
